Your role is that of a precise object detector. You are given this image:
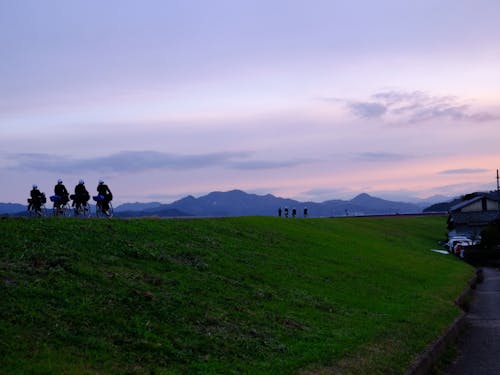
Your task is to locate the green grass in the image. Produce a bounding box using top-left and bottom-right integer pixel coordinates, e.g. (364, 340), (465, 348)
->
(0, 216), (473, 374)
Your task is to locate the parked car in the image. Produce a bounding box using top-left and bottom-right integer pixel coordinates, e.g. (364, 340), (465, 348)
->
(446, 236), (475, 253)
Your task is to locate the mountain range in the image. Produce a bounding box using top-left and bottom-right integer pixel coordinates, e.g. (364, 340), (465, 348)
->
(1, 190), (452, 218)
(0, 203), (27, 215)
(113, 190), (436, 218)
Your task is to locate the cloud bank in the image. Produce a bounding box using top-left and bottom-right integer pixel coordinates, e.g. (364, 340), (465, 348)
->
(346, 90), (500, 124)
(4, 150), (310, 174)
(348, 102), (387, 119)
(438, 168), (490, 175)
(352, 152), (411, 162)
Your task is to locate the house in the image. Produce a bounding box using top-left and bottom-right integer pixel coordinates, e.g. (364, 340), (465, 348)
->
(447, 192), (500, 239)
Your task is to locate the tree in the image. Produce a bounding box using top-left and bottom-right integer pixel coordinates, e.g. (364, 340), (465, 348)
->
(480, 219), (500, 249)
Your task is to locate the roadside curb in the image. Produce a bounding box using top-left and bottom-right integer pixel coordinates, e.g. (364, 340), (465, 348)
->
(404, 268), (482, 375)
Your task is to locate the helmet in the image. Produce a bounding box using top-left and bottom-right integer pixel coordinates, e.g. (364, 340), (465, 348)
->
(98, 180), (104, 185)
(79, 179), (84, 184)
(57, 179), (63, 184)
(32, 184), (38, 189)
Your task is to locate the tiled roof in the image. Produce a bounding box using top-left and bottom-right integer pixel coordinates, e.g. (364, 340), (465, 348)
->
(486, 191), (500, 200)
(449, 196), (483, 212)
(449, 192), (500, 212)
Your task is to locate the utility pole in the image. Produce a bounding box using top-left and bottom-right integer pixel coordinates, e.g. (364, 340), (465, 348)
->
(497, 169), (500, 193)
(497, 169), (500, 216)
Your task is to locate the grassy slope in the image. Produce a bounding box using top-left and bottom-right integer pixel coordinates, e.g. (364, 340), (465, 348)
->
(0, 216), (473, 374)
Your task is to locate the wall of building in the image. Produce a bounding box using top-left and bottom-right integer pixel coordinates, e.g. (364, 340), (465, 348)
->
(460, 199), (499, 213)
(462, 200), (483, 212)
(487, 199), (499, 211)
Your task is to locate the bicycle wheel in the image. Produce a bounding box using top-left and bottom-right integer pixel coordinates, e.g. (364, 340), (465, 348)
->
(73, 203), (82, 217)
(53, 203), (70, 217)
(28, 203), (45, 217)
(61, 202), (71, 217)
(96, 202), (113, 218)
(81, 202), (91, 218)
(106, 203), (114, 218)
(95, 202), (104, 218)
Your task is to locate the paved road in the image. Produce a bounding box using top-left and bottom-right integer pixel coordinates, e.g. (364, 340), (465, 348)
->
(445, 267), (500, 375)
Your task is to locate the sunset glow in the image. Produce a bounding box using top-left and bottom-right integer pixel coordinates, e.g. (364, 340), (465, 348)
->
(1, 1), (499, 205)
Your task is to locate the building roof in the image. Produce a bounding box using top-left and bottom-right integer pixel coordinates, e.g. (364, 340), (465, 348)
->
(449, 196), (483, 212)
(486, 191), (500, 200)
(449, 192), (500, 212)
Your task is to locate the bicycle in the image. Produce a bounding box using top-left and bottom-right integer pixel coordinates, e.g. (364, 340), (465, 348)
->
(50, 195), (71, 217)
(71, 193), (91, 218)
(27, 193), (47, 217)
(27, 201), (47, 217)
(93, 195), (114, 218)
(73, 201), (91, 217)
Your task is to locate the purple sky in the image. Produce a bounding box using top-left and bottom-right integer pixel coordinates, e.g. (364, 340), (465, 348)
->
(1, 0), (500, 205)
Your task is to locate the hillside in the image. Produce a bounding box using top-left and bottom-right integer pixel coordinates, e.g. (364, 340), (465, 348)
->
(423, 200), (458, 213)
(0, 203), (25, 214)
(0, 216), (472, 374)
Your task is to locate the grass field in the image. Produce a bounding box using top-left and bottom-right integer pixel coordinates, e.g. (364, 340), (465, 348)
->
(0, 216), (473, 374)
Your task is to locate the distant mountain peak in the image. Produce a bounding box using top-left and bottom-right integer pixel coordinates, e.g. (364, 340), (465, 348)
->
(228, 189), (246, 194)
(353, 193), (372, 199)
(350, 193), (381, 204)
(176, 195), (196, 202)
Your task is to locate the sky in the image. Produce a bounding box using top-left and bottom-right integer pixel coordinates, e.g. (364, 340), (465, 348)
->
(1, 0), (500, 205)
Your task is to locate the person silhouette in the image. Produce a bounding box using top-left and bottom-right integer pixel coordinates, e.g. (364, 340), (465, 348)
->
(28, 184), (44, 213)
(96, 180), (113, 214)
(54, 179), (69, 206)
(72, 179), (90, 210)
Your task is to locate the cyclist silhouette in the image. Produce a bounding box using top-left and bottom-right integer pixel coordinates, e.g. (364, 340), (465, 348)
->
(28, 184), (45, 215)
(71, 179), (90, 210)
(54, 179), (69, 205)
(96, 180), (113, 214)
